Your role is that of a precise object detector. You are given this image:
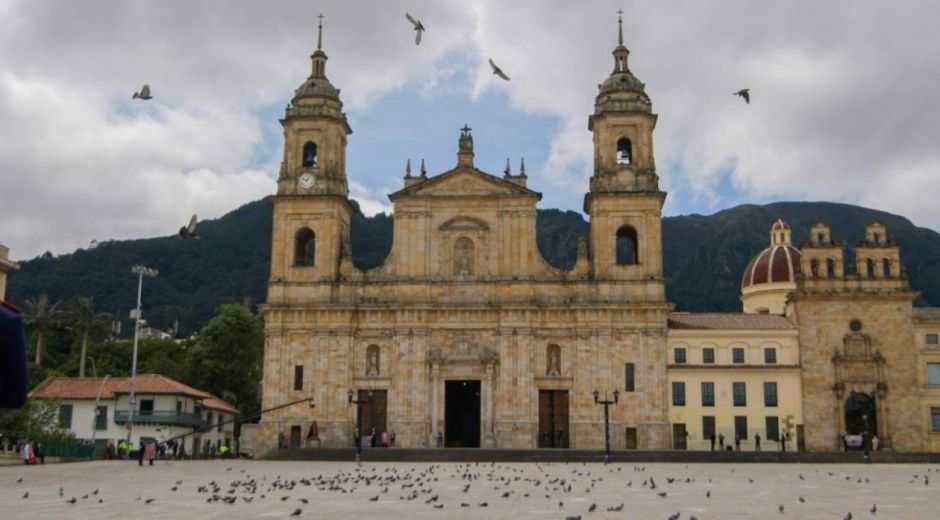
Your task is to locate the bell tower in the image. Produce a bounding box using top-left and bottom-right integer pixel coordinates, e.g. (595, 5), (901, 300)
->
(585, 11), (665, 291)
(269, 15), (354, 286)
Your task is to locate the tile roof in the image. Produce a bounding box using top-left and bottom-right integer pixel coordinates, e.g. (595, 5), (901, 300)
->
(29, 374), (239, 414)
(668, 312), (796, 331)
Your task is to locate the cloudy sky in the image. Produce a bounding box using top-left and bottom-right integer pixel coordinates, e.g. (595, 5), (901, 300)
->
(1, 0), (939, 260)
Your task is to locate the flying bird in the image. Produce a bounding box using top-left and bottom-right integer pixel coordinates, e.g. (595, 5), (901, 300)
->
(133, 84), (152, 100)
(733, 88), (750, 104)
(179, 214), (200, 239)
(405, 13), (425, 45)
(291, 508), (302, 517)
(489, 58), (510, 81)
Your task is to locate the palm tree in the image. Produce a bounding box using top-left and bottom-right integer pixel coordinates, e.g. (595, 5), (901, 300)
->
(64, 297), (112, 378)
(23, 294), (64, 367)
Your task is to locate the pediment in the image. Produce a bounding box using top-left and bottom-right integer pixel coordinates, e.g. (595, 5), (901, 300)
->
(389, 167), (540, 200)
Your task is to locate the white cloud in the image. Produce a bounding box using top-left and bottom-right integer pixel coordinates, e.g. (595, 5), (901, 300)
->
(2, 0), (940, 258)
(349, 181), (392, 216)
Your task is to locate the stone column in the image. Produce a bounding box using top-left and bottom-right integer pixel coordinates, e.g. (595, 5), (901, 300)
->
(483, 363), (495, 447)
(429, 362), (440, 446)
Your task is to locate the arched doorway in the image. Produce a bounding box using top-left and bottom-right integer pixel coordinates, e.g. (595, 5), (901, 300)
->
(844, 392), (876, 436)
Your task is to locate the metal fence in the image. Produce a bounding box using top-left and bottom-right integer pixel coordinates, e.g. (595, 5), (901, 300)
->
(42, 440), (95, 459)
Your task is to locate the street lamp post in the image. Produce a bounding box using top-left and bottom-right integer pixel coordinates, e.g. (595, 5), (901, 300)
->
(593, 389), (620, 464)
(87, 356), (97, 378)
(347, 389), (372, 463)
(126, 265), (158, 456)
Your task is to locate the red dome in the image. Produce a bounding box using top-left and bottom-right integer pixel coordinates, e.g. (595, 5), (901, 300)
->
(742, 244), (802, 288)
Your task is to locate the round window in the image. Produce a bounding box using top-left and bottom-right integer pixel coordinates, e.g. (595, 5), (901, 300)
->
(849, 319), (862, 332)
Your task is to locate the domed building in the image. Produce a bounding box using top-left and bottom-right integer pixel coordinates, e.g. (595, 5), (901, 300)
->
(741, 220), (801, 314)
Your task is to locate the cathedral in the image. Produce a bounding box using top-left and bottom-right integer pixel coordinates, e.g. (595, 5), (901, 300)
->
(257, 17), (940, 454)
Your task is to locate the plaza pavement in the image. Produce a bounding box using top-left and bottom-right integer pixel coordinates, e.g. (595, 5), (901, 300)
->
(1, 459), (938, 519)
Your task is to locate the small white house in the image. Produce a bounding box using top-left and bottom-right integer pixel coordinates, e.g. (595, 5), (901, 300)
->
(29, 374), (239, 456)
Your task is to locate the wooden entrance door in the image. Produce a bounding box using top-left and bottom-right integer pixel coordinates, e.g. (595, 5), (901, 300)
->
(538, 390), (570, 448)
(624, 427), (638, 450)
(672, 423), (687, 450)
(357, 390), (388, 446)
(289, 425), (301, 449)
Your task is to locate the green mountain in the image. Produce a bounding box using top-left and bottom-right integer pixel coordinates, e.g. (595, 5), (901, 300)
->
(7, 199), (940, 336)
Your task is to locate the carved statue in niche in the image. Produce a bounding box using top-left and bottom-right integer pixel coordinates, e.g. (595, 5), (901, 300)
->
(547, 344), (561, 376)
(365, 345), (380, 376)
(454, 236), (474, 276)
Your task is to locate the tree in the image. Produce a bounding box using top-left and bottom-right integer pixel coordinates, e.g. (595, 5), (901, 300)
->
(23, 294), (64, 367)
(0, 399), (74, 443)
(188, 303), (263, 416)
(64, 297), (112, 378)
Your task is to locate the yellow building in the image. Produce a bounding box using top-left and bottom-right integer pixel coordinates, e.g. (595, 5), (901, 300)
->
(667, 313), (803, 451)
(913, 308), (940, 451)
(0, 243), (19, 301)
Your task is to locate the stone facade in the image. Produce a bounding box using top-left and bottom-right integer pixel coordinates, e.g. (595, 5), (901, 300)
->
(258, 18), (672, 454)
(789, 221), (926, 452)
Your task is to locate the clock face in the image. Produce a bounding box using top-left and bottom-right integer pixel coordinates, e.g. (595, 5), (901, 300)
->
(298, 173), (315, 189)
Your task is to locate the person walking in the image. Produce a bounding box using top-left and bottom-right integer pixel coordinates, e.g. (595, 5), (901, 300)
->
(35, 442), (44, 464)
(436, 430), (444, 448)
(734, 434), (741, 451)
(709, 433), (716, 452)
(872, 434), (880, 452)
(754, 433), (761, 452)
(21, 440), (31, 465)
(781, 433), (788, 452)
(718, 433), (725, 450)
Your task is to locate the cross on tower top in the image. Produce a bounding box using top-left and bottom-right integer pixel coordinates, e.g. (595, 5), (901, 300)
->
(617, 8), (624, 45)
(317, 13), (324, 50)
(461, 124), (472, 135)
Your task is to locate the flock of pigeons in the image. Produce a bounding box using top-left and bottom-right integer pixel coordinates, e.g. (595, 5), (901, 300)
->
(10, 462), (938, 519)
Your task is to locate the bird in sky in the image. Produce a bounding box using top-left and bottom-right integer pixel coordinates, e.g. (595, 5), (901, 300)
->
(489, 58), (510, 81)
(133, 84), (152, 100)
(179, 214), (200, 239)
(733, 88), (750, 103)
(405, 13), (425, 45)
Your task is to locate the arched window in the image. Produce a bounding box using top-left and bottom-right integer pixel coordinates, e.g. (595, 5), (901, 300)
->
(616, 138), (633, 165)
(810, 258), (820, 278)
(365, 345), (380, 376)
(546, 344), (561, 376)
(817, 232), (825, 244)
(866, 257), (876, 278)
(882, 258), (891, 278)
(826, 258), (836, 278)
(615, 226), (639, 265)
(302, 142), (318, 168)
(294, 228), (316, 266)
(454, 236), (475, 276)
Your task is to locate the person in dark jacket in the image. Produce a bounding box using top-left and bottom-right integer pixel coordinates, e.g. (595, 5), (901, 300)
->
(0, 301), (28, 409)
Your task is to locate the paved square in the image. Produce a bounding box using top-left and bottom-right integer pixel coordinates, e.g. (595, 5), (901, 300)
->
(1, 460), (939, 519)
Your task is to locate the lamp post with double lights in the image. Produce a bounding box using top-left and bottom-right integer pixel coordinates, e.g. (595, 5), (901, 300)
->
(347, 389), (372, 462)
(126, 265), (158, 454)
(593, 389), (620, 464)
